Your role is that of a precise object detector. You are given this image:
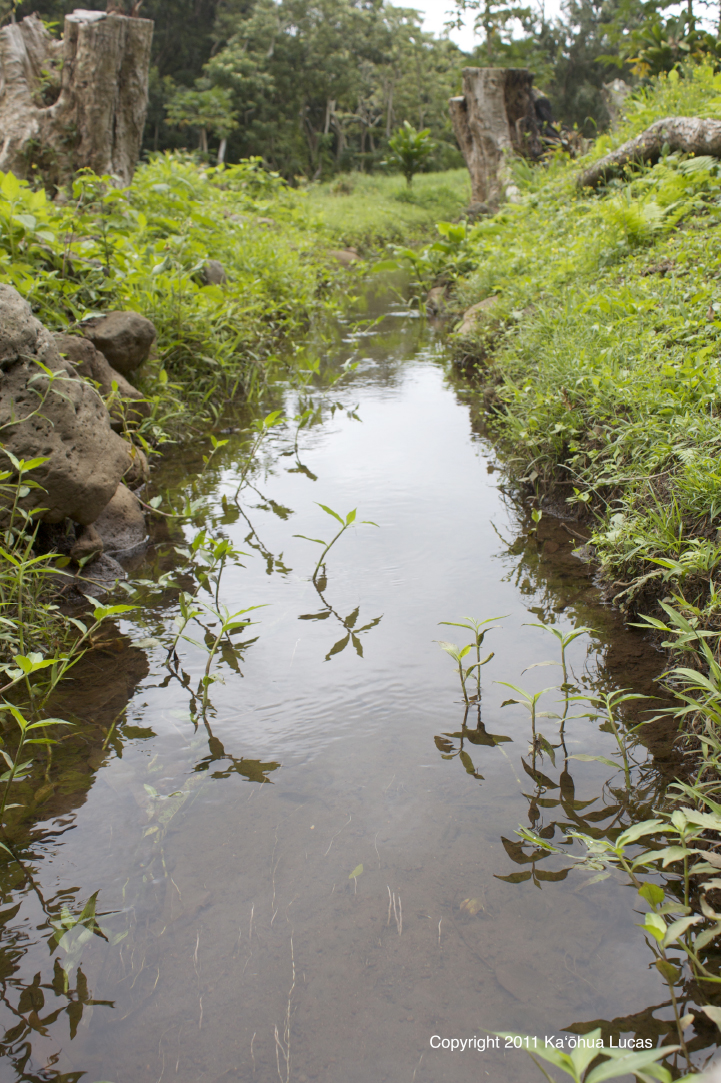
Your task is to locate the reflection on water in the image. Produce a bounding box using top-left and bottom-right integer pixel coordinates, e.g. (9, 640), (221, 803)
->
(0, 281), (718, 1081)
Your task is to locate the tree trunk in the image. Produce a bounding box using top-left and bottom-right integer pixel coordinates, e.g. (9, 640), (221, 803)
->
(578, 116), (721, 189)
(217, 137), (227, 164)
(449, 67), (542, 206)
(0, 11), (153, 189)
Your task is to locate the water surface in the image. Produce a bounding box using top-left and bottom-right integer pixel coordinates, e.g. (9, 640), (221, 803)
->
(0, 287), (688, 1082)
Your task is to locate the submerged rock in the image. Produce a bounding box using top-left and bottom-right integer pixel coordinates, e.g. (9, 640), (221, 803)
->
(93, 482), (147, 554)
(0, 285), (132, 525)
(69, 523), (103, 564)
(81, 310), (156, 378)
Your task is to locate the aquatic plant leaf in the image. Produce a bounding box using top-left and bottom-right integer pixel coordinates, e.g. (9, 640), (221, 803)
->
(494, 870), (532, 884)
(534, 867), (570, 882)
(570, 753), (620, 770)
(521, 759), (558, 789)
(349, 864), (363, 879)
(701, 1005), (721, 1030)
(317, 503), (345, 525)
(299, 610), (331, 620)
(663, 915), (701, 947)
(326, 633), (349, 659)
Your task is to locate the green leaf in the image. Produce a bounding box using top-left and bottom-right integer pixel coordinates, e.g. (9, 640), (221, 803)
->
(639, 882), (665, 907)
(92, 604), (137, 621)
(701, 1005), (721, 1030)
(317, 503), (345, 525)
(349, 864), (363, 879)
(569, 754), (620, 770)
(663, 915), (700, 947)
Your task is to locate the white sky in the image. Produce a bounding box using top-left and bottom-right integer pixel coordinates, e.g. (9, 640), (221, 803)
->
(408, 0), (706, 54)
(407, 0), (565, 53)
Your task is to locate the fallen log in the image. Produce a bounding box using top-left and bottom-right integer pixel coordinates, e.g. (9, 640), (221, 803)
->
(577, 116), (721, 189)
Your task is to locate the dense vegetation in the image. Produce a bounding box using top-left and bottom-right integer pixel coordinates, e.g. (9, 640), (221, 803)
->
(14, 0), (721, 179)
(444, 65), (721, 641)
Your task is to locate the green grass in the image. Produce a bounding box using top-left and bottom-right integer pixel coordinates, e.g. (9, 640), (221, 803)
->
(304, 168), (471, 249)
(445, 63), (721, 630)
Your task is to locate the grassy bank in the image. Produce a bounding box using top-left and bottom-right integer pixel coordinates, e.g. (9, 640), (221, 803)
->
(447, 64), (721, 640)
(0, 157), (468, 448)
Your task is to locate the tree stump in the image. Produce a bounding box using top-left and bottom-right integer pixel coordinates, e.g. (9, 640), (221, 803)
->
(449, 68), (542, 207)
(0, 10), (153, 189)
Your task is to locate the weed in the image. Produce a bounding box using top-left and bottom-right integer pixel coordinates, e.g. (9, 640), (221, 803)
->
(294, 503), (378, 584)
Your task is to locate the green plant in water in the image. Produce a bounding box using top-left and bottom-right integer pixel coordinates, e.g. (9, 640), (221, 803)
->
(196, 603), (264, 718)
(294, 504), (378, 584)
(437, 615), (504, 703)
(233, 410), (285, 502)
(0, 702), (70, 840)
(569, 688), (648, 791)
(497, 682), (559, 763)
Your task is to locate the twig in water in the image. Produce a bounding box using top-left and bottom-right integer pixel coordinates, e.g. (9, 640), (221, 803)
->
(274, 936), (295, 1083)
(323, 813), (351, 856)
(387, 886), (402, 934)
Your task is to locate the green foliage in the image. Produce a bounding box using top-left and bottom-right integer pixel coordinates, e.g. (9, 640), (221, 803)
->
(305, 169), (470, 248)
(0, 155), (337, 436)
(387, 122), (434, 186)
(165, 83), (238, 152)
(450, 61), (721, 624)
(495, 1028), (682, 1082)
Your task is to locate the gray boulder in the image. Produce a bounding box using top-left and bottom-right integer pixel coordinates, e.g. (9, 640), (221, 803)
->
(93, 482), (146, 554)
(202, 260), (227, 285)
(0, 285), (132, 525)
(54, 333), (150, 430)
(81, 311), (156, 378)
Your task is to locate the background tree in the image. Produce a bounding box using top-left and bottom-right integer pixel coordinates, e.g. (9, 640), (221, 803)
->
(165, 83), (238, 159)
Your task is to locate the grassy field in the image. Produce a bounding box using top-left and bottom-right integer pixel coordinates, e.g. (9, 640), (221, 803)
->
(304, 168), (471, 249)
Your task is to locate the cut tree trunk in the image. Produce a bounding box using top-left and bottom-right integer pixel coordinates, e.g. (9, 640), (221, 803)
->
(449, 68), (542, 206)
(0, 11), (153, 189)
(578, 116), (721, 189)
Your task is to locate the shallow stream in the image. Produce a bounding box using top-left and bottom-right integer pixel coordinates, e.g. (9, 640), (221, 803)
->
(0, 283), (701, 1083)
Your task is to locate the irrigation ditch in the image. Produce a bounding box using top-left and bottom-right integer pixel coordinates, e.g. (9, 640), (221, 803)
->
(0, 275), (720, 1082)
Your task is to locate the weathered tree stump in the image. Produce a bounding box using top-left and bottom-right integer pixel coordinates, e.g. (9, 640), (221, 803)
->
(578, 116), (721, 189)
(0, 10), (153, 189)
(449, 68), (542, 207)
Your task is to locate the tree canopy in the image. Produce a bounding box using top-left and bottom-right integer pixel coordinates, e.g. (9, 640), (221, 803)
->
(12, 0), (721, 175)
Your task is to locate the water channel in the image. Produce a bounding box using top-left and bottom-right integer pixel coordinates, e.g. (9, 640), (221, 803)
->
(0, 281), (704, 1082)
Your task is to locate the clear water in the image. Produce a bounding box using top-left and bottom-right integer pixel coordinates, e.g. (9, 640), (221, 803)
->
(0, 287), (690, 1083)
